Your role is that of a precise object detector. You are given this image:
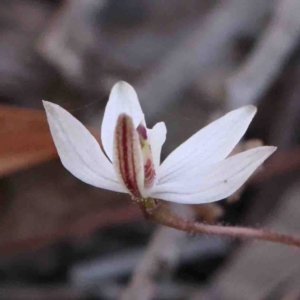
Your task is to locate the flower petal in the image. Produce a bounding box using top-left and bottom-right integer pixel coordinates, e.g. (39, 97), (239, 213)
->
(152, 146), (276, 204)
(157, 106), (257, 184)
(43, 101), (125, 193)
(113, 113), (145, 199)
(101, 81), (144, 161)
(147, 122), (167, 172)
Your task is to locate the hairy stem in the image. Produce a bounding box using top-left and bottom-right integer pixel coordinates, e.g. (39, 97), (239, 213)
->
(145, 202), (300, 248)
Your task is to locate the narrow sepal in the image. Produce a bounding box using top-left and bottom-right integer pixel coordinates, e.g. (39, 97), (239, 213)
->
(43, 101), (125, 193)
(153, 146), (276, 204)
(158, 106), (257, 184)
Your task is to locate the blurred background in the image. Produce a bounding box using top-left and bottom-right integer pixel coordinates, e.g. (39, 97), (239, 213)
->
(1, 0), (300, 299)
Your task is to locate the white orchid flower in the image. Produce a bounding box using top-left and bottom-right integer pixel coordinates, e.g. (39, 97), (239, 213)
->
(43, 81), (276, 204)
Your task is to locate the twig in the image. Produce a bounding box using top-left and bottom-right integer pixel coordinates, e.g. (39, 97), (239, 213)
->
(120, 205), (194, 300)
(0, 285), (85, 300)
(71, 232), (229, 284)
(259, 266), (300, 300)
(268, 57), (300, 149)
(137, 0), (274, 119)
(0, 204), (141, 256)
(226, 0), (300, 108)
(38, 0), (106, 85)
(280, 290), (300, 300)
(194, 181), (300, 300)
(147, 203), (300, 248)
(252, 148), (300, 183)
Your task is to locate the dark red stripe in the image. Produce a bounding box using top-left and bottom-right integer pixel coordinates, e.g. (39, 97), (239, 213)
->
(144, 158), (155, 188)
(117, 114), (141, 198)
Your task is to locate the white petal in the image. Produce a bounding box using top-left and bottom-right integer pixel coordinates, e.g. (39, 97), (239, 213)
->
(158, 106), (257, 184)
(43, 101), (126, 193)
(152, 146), (276, 204)
(147, 122), (167, 172)
(101, 81), (144, 161)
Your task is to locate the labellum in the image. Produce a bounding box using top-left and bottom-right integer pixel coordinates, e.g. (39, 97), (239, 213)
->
(113, 114), (156, 200)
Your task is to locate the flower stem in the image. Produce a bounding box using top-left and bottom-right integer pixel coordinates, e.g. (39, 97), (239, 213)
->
(145, 202), (300, 248)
